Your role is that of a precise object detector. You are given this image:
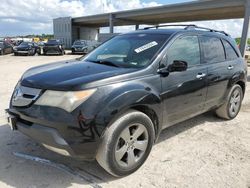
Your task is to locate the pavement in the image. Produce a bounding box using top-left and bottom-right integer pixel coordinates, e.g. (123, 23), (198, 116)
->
(0, 53), (250, 188)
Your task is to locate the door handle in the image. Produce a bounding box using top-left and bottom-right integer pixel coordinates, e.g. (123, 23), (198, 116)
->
(196, 73), (206, 79)
(228, 65), (234, 70)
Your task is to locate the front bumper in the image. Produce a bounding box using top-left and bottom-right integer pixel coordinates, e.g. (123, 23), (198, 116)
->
(43, 47), (62, 54)
(15, 50), (31, 55)
(71, 47), (87, 53)
(5, 107), (101, 160)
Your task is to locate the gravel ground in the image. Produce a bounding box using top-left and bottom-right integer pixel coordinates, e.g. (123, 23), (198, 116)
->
(0, 53), (250, 188)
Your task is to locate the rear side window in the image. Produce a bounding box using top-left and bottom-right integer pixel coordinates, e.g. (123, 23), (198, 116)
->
(201, 36), (225, 63)
(167, 35), (200, 67)
(222, 39), (238, 60)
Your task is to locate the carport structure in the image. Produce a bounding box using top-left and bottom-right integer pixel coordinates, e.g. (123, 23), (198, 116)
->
(54, 0), (250, 56)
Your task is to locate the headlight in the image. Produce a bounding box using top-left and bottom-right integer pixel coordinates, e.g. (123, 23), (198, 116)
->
(35, 89), (96, 112)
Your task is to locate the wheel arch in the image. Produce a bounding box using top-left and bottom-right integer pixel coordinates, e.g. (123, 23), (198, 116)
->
(130, 105), (160, 141)
(235, 80), (245, 96)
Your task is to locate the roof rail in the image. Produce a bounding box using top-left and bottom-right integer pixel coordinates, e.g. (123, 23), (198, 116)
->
(142, 24), (197, 30)
(142, 24), (230, 36)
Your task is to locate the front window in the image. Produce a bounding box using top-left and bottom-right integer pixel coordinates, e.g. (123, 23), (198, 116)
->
(84, 33), (170, 68)
(19, 42), (33, 47)
(74, 41), (86, 45)
(166, 35), (201, 67)
(46, 40), (60, 45)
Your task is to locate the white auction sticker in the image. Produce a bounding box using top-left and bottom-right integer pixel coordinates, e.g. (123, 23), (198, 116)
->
(135, 41), (158, 53)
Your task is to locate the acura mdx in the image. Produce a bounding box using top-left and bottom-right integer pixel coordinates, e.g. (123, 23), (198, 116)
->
(6, 25), (247, 177)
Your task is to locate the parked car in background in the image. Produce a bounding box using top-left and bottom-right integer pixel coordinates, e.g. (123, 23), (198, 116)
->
(247, 45), (250, 51)
(14, 42), (40, 56)
(71, 40), (100, 54)
(6, 25), (247, 177)
(0, 41), (13, 55)
(43, 39), (65, 55)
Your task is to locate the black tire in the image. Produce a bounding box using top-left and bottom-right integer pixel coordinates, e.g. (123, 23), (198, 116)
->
(0, 50), (3, 55)
(96, 110), (155, 177)
(215, 84), (243, 120)
(14, 52), (18, 56)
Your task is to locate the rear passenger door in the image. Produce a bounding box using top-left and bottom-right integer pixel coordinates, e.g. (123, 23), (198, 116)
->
(160, 35), (207, 127)
(200, 36), (237, 109)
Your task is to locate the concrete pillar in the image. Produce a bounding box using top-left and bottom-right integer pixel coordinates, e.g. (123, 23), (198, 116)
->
(109, 14), (114, 33)
(135, 24), (140, 30)
(240, 0), (250, 57)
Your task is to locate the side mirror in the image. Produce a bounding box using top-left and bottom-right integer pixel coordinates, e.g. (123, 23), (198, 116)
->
(168, 60), (188, 72)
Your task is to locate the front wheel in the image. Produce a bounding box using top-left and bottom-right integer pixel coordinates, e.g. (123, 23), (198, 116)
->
(96, 110), (155, 177)
(215, 84), (243, 120)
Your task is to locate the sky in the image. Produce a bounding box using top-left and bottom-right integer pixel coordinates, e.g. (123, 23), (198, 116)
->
(0, 0), (246, 38)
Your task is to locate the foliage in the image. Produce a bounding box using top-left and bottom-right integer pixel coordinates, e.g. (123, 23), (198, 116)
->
(235, 38), (250, 45)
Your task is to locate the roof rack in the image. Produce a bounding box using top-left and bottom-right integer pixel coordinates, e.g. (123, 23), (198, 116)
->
(142, 24), (230, 36)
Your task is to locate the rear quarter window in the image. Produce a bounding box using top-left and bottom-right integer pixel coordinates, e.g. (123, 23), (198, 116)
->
(222, 39), (239, 60)
(201, 36), (225, 63)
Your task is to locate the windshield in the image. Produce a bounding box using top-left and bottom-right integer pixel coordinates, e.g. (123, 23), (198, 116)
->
(84, 33), (170, 68)
(19, 42), (33, 46)
(47, 40), (60, 45)
(74, 41), (86, 45)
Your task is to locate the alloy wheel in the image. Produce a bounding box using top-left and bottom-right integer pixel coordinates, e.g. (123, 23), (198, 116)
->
(115, 123), (149, 168)
(229, 88), (241, 117)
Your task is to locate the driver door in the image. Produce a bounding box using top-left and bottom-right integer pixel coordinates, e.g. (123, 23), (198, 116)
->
(160, 35), (208, 127)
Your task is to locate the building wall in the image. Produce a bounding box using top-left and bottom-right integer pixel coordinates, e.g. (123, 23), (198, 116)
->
(72, 26), (99, 43)
(53, 17), (72, 48)
(53, 17), (100, 48)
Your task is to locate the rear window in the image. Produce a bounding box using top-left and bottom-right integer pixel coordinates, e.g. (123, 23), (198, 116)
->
(222, 39), (238, 60)
(201, 36), (225, 63)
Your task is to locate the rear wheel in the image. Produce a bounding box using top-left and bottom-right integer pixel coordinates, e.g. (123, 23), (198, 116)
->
(215, 84), (243, 120)
(96, 110), (155, 177)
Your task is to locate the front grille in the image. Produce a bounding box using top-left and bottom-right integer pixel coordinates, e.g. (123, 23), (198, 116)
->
(12, 85), (42, 107)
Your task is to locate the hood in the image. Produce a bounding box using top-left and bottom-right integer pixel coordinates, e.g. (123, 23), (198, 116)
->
(21, 60), (137, 91)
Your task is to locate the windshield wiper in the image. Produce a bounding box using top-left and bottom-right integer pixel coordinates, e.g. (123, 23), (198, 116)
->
(88, 60), (120, 67)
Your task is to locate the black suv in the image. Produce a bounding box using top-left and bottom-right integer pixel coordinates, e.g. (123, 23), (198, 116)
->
(71, 40), (98, 54)
(14, 42), (40, 56)
(6, 25), (247, 177)
(43, 39), (65, 55)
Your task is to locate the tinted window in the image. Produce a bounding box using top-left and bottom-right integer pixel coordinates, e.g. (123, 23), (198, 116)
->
(201, 36), (225, 63)
(19, 42), (33, 47)
(85, 34), (170, 68)
(74, 41), (86, 45)
(166, 35), (200, 66)
(222, 39), (238, 60)
(47, 40), (60, 45)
